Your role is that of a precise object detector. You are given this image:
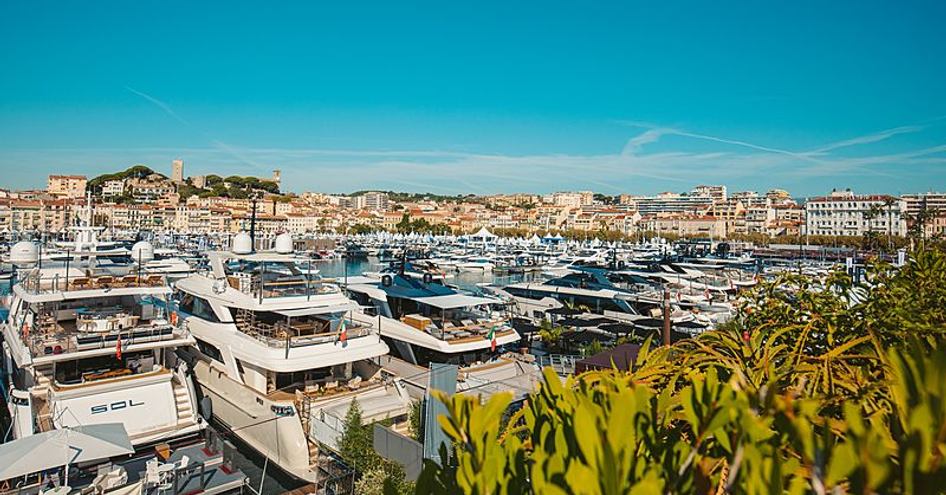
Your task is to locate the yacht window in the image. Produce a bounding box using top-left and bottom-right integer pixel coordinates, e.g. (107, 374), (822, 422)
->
(274, 368), (333, 391)
(11, 366), (29, 390)
(195, 338), (224, 363)
(54, 351), (155, 385)
(411, 346), (498, 367)
(179, 293), (220, 323)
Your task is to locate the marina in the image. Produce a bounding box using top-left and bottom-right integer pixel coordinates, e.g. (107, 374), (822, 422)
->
(0, 192), (929, 495)
(0, 225), (797, 490)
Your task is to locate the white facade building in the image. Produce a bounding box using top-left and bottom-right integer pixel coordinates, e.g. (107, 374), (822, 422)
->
(805, 189), (906, 237)
(353, 191), (389, 211)
(102, 179), (125, 197)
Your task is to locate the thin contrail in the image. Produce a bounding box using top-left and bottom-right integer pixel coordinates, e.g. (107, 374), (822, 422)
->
(125, 86), (189, 125)
(808, 125), (924, 154)
(125, 86), (269, 171)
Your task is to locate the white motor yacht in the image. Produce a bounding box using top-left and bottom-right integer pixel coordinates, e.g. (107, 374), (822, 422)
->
(0, 241), (204, 448)
(173, 233), (409, 483)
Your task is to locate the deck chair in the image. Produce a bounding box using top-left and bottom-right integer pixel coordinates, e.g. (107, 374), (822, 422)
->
(92, 464), (127, 493)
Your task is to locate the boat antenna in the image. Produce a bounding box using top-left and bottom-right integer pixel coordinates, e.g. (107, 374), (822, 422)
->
(249, 195), (258, 253)
(399, 248), (407, 276)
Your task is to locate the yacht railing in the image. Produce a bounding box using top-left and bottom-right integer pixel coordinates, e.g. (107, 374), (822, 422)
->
(403, 315), (515, 344)
(536, 354), (579, 376)
(225, 273), (341, 300)
(231, 316), (374, 349)
(18, 272), (169, 295)
(25, 322), (185, 358)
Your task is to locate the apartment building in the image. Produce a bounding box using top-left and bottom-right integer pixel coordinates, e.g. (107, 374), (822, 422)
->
(127, 175), (175, 203)
(902, 192), (946, 238)
(634, 193), (714, 216)
(641, 214), (726, 239)
(101, 204), (175, 231)
(2, 199), (73, 232)
(102, 180), (125, 197)
(352, 191), (389, 211)
(545, 191), (593, 208)
(47, 175), (87, 199)
(692, 185), (727, 202)
(805, 189), (906, 237)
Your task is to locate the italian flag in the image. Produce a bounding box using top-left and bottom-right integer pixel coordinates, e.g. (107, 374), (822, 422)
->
(487, 325), (497, 352)
(338, 320), (348, 344)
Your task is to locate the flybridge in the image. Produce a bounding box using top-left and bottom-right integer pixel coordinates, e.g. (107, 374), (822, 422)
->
(200, 246), (344, 302)
(15, 272), (170, 298)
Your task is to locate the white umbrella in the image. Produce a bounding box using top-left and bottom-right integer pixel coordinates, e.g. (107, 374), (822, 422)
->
(0, 424), (133, 483)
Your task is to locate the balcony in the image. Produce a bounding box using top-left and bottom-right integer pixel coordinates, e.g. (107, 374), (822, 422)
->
(25, 317), (184, 358)
(232, 308), (373, 348)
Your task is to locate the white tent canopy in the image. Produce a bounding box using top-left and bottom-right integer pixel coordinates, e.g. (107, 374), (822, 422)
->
(0, 424), (133, 482)
(470, 227), (497, 239)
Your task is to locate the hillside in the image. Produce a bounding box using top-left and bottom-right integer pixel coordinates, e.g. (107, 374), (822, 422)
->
(87, 165), (162, 192)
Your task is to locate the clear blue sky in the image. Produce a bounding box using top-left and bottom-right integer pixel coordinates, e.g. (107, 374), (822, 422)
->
(1, 0), (944, 196)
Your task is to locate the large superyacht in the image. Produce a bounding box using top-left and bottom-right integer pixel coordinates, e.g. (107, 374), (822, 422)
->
(174, 232), (409, 483)
(341, 264), (542, 401)
(0, 238), (204, 447)
(493, 269), (718, 332)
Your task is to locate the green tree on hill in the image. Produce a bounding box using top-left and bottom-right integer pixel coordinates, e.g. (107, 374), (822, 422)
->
(87, 164), (160, 193)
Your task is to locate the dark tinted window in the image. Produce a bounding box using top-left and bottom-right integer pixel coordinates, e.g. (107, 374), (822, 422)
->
(195, 338), (224, 363)
(179, 293), (220, 323)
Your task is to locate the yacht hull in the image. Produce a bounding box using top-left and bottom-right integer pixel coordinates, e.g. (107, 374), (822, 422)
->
(189, 357), (318, 483)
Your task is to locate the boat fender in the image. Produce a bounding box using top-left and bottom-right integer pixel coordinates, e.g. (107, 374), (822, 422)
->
(422, 273), (433, 284)
(200, 396), (213, 420)
(381, 275), (393, 287)
(170, 311), (179, 326)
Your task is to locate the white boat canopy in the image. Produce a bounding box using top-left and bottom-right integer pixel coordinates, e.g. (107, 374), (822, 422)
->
(417, 294), (500, 309)
(0, 423), (133, 482)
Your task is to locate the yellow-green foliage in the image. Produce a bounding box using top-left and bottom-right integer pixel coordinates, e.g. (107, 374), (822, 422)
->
(417, 250), (946, 494)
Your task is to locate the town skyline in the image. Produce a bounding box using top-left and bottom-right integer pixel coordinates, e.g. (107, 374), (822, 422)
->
(2, 163), (938, 243)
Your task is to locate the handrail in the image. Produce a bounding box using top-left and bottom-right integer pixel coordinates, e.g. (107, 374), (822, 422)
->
(18, 272), (169, 294)
(27, 323), (183, 357)
(233, 320), (374, 349)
